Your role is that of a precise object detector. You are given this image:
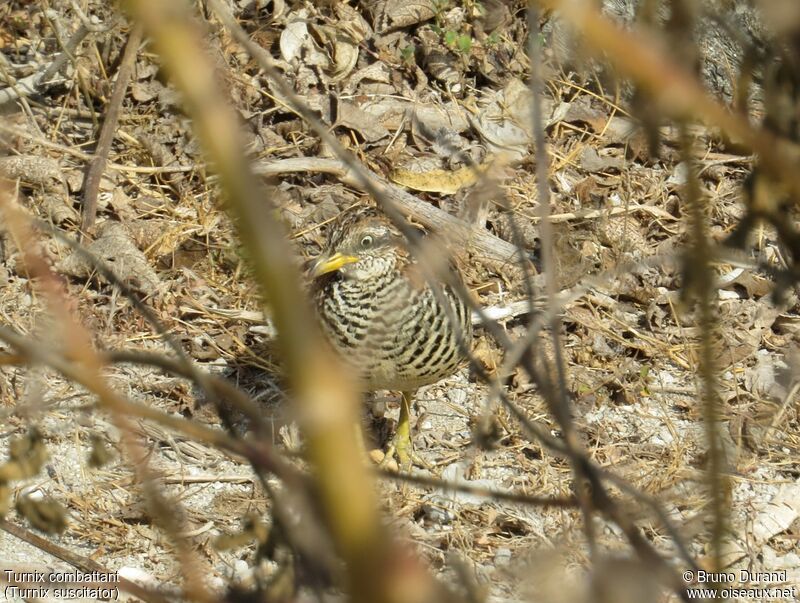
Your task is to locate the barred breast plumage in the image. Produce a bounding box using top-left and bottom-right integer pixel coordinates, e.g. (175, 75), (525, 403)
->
(310, 206), (472, 392)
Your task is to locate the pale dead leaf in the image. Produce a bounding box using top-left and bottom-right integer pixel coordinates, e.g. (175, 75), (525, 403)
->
(374, 0), (436, 32)
(720, 481), (800, 568)
(390, 162), (490, 194)
(57, 221), (161, 295)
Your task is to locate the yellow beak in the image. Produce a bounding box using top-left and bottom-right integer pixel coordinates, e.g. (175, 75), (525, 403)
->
(311, 252), (359, 278)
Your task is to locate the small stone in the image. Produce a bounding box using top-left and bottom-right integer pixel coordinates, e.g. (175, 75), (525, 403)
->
(448, 389), (467, 406)
(420, 500), (455, 525)
(234, 560), (249, 577)
(494, 547), (512, 566)
(667, 161), (689, 186)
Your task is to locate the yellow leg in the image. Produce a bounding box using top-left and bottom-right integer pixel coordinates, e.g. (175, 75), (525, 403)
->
(394, 390), (413, 470)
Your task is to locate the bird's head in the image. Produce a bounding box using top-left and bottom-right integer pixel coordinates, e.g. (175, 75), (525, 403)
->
(311, 207), (407, 282)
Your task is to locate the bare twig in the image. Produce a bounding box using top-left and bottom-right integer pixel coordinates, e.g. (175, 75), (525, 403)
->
(377, 468), (578, 508)
(679, 128), (730, 574)
(528, 4), (599, 555)
(254, 157), (519, 266)
(82, 22), (143, 233)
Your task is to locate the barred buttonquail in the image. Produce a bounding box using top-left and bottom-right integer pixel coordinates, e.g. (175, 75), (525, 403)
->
(310, 206), (472, 467)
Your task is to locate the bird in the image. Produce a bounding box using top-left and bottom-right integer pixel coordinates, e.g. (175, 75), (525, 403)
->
(309, 205), (472, 468)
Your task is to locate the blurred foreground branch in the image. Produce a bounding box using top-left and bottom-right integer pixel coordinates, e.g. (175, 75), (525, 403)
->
(538, 0), (800, 206)
(121, 1), (463, 601)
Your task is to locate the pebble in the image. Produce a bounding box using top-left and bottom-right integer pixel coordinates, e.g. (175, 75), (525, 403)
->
(420, 501), (455, 525)
(494, 548), (512, 566)
(448, 389), (467, 406)
(233, 559), (249, 578)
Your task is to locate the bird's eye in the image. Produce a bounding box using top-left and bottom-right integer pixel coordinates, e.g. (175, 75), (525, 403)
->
(360, 235), (374, 248)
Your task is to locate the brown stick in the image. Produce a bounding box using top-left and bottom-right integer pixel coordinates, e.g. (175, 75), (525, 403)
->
(254, 157), (520, 266)
(82, 22), (143, 234)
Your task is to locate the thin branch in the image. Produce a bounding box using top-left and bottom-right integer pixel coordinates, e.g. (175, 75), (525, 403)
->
(253, 157), (519, 266)
(377, 468), (578, 508)
(679, 128), (729, 573)
(121, 2), (457, 601)
(527, 3), (598, 557)
(82, 22), (143, 233)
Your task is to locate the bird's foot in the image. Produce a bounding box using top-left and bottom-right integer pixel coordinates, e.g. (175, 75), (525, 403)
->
(367, 390), (430, 471)
(370, 443), (429, 471)
(383, 435), (411, 471)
